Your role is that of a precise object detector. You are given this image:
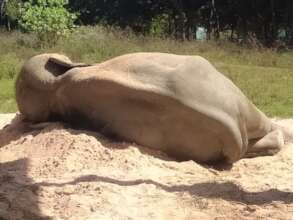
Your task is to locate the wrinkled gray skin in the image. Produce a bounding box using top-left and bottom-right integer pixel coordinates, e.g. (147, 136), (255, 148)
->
(15, 53), (285, 163)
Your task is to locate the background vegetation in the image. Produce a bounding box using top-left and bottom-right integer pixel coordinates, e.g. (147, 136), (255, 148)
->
(1, 0), (293, 47)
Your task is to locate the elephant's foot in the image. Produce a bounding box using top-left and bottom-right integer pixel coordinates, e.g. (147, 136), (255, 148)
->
(245, 129), (284, 158)
(272, 121), (293, 144)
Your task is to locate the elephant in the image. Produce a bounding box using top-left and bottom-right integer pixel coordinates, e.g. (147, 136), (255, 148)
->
(15, 52), (285, 163)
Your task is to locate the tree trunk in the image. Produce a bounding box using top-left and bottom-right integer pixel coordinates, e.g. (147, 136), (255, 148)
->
(6, 19), (10, 31)
(185, 11), (197, 40)
(269, 0), (276, 46)
(176, 11), (186, 40)
(286, 1), (293, 45)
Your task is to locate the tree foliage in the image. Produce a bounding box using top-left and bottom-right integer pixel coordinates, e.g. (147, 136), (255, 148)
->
(5, 0), (21, 21)
(1, 0), (293, 47)
(0, 0), (22, 30)
(19, 0), (77, 43)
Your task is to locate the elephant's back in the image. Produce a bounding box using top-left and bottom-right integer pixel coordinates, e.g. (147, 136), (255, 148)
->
(71, 53), (247, 121)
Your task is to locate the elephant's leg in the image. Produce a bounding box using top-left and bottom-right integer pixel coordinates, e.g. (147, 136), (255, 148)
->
(245, 129), (284, 158)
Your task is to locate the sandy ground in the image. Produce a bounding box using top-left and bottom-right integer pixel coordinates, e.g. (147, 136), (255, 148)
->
(0, 114), (293, 220)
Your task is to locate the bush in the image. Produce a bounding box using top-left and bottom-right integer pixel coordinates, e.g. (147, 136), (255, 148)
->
(19, 0), (77, 44)
(149, 14), (169, 38)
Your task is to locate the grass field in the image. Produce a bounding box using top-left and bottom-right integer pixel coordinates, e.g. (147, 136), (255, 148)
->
(1, 26), (293, 116)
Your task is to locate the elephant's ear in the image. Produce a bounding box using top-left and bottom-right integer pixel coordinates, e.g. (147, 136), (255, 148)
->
(46, 57), (91, 77)
(49, 57), (91, 69)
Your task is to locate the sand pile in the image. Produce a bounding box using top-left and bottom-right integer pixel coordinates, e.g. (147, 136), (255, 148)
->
(0, 114), (293, 220)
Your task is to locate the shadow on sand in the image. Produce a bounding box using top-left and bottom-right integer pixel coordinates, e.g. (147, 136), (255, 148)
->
(35, 174), (293, 205)
(0, 158), (51, 219)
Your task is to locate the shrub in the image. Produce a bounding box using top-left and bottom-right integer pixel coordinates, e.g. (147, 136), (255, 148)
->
(19, 0), (77, 45)
(150, 14), (169, 38)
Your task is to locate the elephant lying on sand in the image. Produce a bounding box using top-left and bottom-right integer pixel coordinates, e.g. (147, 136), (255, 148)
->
(15, 52), (285, 163)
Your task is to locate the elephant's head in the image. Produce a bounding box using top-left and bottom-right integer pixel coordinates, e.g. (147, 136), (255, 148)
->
(15, 53), (89, 122)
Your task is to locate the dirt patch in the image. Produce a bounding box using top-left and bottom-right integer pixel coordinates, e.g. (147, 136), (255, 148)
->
(0, 114), (293, 220)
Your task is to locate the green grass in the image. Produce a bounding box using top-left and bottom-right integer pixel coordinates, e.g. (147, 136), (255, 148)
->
(0, 80), (17, 113)
(0, 26), (293, 116)
(216, 63), (293, 117)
